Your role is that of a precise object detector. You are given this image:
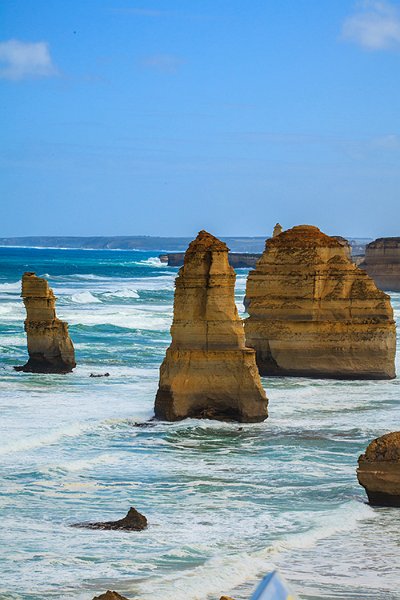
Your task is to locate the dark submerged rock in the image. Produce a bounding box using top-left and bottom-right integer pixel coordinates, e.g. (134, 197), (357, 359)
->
(73, 507), (148, 531)
(89, 372), (110, 378)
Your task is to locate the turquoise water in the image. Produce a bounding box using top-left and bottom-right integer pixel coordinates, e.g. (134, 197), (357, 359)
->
(0, 247), (399, 600)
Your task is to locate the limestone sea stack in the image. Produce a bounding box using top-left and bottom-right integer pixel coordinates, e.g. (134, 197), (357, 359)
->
(273, 223), (283, 237)
(357, 432), (400, 507)
(15, 272), (76, 373)
(154, 230), (268, 422)
(244, 225), (396, 379)
(360, 237), (400, 292)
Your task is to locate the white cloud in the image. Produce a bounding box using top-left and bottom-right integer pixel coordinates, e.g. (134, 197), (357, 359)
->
(140, 54), (184, 73)
(0, 39), (57, 80)
(342, 1), (400, 50)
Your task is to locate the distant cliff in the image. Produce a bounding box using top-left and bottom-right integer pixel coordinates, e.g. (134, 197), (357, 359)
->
(0, 236), (266, 253)
(0, 235), (370, 254)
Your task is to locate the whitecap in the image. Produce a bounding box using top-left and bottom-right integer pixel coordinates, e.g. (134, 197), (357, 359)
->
(137, 257), (167, 267)
(103, 288), (139, 299)
(0, 281), (21, 292)
(71, 291), (101, 304)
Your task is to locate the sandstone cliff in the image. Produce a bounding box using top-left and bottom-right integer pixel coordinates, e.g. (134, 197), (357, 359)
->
(15, 272), (76, 373)
(357, 432), (400, 506)
(360, 237), (400, 292)
(244, 225), (396, 379)
(155, 231), (268, 422)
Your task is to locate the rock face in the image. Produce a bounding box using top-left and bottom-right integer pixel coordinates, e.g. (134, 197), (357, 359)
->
(15, 272), (76, 373)
(245, 225), (396, 379)
(357, 432), (400, 507)
(73, 507), (148, 531)
(155, 231), (268, 422)
(360, 237), (400, 292)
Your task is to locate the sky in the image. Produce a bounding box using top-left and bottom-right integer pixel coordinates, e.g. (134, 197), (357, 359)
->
(1, 0), (400, 239)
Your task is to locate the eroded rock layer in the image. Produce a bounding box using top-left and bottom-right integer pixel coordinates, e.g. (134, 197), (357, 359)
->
(245, 225), (396, 379)
(360, 237), (400, 292)
(15, 272), (76, 373)
(155, 230), (268, 422)
(357, 432), (400, 506)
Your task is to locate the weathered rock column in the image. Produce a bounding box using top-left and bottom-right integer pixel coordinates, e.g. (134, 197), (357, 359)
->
(245, 225), (396, 379)
(273, 223), (282, 237)
(155, 231), (268, 422)
(15, 272), (76, 373)
(357, 433), (400, 507)
(360, 237), (400, 292)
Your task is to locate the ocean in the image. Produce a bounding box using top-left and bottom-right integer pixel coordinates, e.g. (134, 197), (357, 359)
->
(0, 246), (399, 600)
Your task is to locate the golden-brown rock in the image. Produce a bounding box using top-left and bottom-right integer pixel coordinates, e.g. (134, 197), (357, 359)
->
(360, 237), (400, 292)
(155, 231), (268, 422)
(273, 223), (282, 237)
(245, 225), (396, 379)
(357, 432), (400, 506)
(15, 272), (76, 373)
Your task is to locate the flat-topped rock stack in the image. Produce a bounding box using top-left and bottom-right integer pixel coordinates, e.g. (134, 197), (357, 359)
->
(360, 237), (400, 292)
(15, 272), (76, 373)
(155, 230), (268, 422)
(357, 432), (400, 507)
(244, 225), (396, 379)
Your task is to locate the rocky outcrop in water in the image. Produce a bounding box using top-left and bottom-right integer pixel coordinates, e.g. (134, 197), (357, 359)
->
(244, 225), (396, 379)
(73, 507), (148, 531)
(92, 592), (130, 600)
(15, 272), (76, 373)
(155, 230), (268, 422)
(359, 237), (400, 292)
(357, 432), (400, 507)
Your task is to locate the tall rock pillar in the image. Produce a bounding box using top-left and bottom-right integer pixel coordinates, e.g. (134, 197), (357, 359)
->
(15, 272), (76, 373)
(155, 231), (268, 422)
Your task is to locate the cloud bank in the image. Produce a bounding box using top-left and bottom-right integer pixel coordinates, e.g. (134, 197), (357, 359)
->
(342, 0), (400, 50)
(0, 39), (57, 80)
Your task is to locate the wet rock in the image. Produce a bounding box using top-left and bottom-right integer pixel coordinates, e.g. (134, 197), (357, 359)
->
(357, 432), (400, 507)
(74, 507), (148, 531)
(90, 372), (110, 378)
(155, 230), (268, 423)
(15, 272), (76, 373)
(92, 592), (130, 600)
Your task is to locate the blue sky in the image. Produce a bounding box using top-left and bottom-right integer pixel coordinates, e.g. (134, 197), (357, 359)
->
(1, 0), (400, 238)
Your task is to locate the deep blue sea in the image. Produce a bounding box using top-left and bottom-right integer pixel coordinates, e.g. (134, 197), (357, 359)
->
(0, 247), (399, 600)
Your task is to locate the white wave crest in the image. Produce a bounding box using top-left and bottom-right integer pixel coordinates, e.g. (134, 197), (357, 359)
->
(0, 281), (21, 292)
(138, 501), (373, 600)
(103, 288), (139, 299)
(71, 291), (101, 304)
(138, 257), (166, 267)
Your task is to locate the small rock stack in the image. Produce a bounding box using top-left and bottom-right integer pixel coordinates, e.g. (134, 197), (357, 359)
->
(155, 230), (268, 422)
(357, 432), (400, 507)
(15, 272), (76, 373)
